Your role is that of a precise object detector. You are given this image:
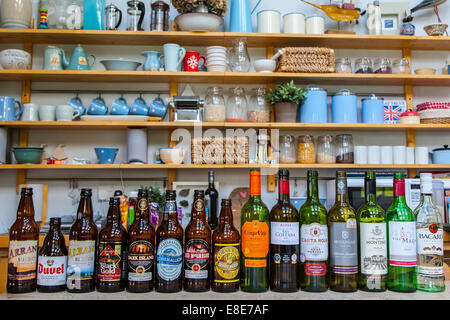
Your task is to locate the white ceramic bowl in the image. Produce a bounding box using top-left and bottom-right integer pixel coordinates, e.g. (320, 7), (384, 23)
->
(207, 58), (227, 65)
(254, 59), (277, 73)
(0, 49), (31, 69)
(160, 148), (186, 164)
(175, 12), (224, 32)
(415, 67), (436, 75)
(207, 53), (227, 59)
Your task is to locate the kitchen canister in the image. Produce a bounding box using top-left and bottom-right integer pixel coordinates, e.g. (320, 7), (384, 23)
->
(301, 84), (328, 123)
(0, 0), (32, 28)
(283, 13), (305, 33)
(257, 10), (281, 33)
(127, 127), (147, 164)
(362, 93), (384, 123)
(306, 15), (324, 34)
(332, 89), (357, 123)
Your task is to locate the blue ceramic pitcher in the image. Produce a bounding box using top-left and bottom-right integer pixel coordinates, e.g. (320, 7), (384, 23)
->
(142, 51), (164, 71)
(0, 96), (22, 121)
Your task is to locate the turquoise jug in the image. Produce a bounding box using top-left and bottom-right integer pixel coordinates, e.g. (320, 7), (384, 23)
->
(67, 44), (96, 70)
(230, 0), (253, 32)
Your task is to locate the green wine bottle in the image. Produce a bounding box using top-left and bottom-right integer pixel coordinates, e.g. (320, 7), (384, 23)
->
(386, 172), (417, 292)
(299, 170), (328, 292)
(357, 171), (387, 292)
(240, 169), (270, 292)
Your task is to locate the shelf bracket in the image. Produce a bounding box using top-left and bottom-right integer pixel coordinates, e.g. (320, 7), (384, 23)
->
(168, 80), (178, 190)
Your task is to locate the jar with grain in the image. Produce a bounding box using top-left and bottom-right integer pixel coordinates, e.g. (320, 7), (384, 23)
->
(317, 135), (335, 163)
(335, 134), (354, 163)
(204, 86), (226, 122)
(248, 87), (270, 122)
(355, 57), (373, 73)
(373, 57), (392, 74)
(297, 135), (315, 164)
(392, 58), (411, 74)
(226, 87), (248, 122)
(335, 57), (352, 73)
(279, 135), (296, 163)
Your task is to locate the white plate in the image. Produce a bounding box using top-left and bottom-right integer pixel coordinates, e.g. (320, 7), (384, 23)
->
(80, 115), (150, 121)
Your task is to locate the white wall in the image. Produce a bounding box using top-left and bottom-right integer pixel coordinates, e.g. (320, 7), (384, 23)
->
(0, 0), (449, 233)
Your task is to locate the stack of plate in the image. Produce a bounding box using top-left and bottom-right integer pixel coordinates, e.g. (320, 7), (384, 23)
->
(206, 46), (227, 72)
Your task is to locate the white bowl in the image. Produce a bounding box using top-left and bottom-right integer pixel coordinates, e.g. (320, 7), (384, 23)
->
(207, 53), (227, 58)
(254, 59), (277, 73)
(0, 49), (31, 69)
(175, 12), (224, 32)
(207, 58), (227, 65)
(160, 148), (186, 164)
(207, 66), (227, 72)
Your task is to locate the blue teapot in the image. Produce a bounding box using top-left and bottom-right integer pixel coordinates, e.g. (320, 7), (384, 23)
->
(64, 44), (96, 70)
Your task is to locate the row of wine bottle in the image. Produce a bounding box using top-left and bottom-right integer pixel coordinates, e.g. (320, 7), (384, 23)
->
(6, 169), (445, 294)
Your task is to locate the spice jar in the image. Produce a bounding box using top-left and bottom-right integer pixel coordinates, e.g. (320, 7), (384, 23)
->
(392, 58), (411, 74)
(226, 87), (248, 122)
(248, 88), (270, 122)
(335, 57), (352, 73)
(374, 57), (392, 74)
(335, 134), (354, 163)
(204, 86), (225, 122)
(355, 57), (373, 73)
(297, 135), (315, 163)
(317, 135), (335, 163)
(279, 135), (296, 163)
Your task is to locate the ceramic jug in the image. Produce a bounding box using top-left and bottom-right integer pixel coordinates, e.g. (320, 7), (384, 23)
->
(142, 51), (164, 71)
(229, 0), (252, 33)
(66, 44), (96, 70)
(0, 0), (32, 28)
(44, 46), (68, 70)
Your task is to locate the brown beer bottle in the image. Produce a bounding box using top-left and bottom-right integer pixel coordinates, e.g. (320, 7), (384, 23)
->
(211, 199), (240, 292)
(184, 190), (211, 292)
(155, 190), (184, 293)
(127, 189), (155, 293)
(7, 188), (39, 293)
(37, 217), (67, 292)
(97, 197), (128, 292)
(67, 188), (98, 293)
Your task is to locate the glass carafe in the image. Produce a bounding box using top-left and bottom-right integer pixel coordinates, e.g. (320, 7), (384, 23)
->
(226, 87), (248, 122)
(204, 86), (226, 122)
(228, 38), (251, 72)
(248, 88), (270, 122)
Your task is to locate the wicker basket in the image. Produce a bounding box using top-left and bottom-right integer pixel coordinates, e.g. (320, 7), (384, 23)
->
(277, 47), (335, 73)
(191, 136), (249, 164)
(418, 109), (450, 124)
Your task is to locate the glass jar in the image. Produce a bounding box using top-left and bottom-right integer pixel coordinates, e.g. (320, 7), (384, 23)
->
(335, 57), (352, 73)
(392, 58), (411, 74)
(248, 88), (270, 122)
(228, 38), (251, 72)
(226, 87), (248, 122)
(204, 86), (226, 122)
(355, 57), (373, 74)
(374, 57), (392, 74)
(317, 135), (335, 163)
(335, 134), (354, 163)
(297, 135), (315, 164)
(279, 135), (296, 163)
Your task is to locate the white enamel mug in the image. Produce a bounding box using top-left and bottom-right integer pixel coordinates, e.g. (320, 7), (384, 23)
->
(393, 145), (406, 164)
(415, 147), (429, 164)
(380, 146), (393, 164)
(367, 145), (381, 164)
(354, 145), (368, 164)
(406, 147), (415, 164)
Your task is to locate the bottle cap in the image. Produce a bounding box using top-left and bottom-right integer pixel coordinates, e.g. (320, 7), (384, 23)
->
(420, 172), (433, 194)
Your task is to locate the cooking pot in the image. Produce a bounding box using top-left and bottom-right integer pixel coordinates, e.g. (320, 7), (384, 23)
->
(430, 145), (450, 164)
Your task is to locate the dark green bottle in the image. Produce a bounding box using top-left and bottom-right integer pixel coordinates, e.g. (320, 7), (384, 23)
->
(299, 170), (328, 292)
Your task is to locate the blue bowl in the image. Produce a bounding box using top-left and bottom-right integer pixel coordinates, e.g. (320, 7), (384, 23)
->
(95, 147), (119, 164)
(13, 147), (43, 164)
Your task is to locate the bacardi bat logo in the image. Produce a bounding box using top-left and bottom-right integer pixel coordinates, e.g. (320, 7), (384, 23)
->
(429, 224), (438, 234)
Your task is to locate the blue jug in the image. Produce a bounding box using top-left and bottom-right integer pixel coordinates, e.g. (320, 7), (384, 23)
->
(230, 0), (253, 32)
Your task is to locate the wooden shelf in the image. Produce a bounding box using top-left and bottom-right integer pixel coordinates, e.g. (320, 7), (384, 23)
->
(0, 29), (449, 50)
(2, 121), (450, 131)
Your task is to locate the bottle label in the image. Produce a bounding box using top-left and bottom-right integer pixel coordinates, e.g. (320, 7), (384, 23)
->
(185, 239), (210, 280)
(205, 195), (211, 224)
(304, 262), (327, 276)
(156, 238), (183, 281)
(300, 223), (328, 262)
(279, 179), (289, 195)
(164, 200), (176, 213)
(388, 221), (417, 266)
(138, 198), (148, 211)
(98, 241), (126, 282)
(329, 221), (357, 274)
(8, 240), (38, 281)
(360, 222), (387, 275)
(213, 243), (240, 283)
(37, 255), (67, 286)
(270, 222), (299, 245)
(193, 199), (205, 212)
(417, 225), (444, 277)
(393, 180), (405, 197)
(242, 220), (269, 268)
(127, 240), (154, 282)
(128, 205), (135, 227)
(67, 240), (96, 288)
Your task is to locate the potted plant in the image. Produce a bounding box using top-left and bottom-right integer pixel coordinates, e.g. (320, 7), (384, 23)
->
(265, 81), (306, 123)
(172, 0), (227, 32)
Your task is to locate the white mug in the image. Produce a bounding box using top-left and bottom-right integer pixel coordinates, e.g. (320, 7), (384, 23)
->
(22, 103), (39, 121)
(415, 147), (429, 164)
(283, 13), (306, 33)
(354, 146), (368, 164)
(393, 145), (407, 164)
(39, 105), (56, 121)
(56, 105), (80, 121)
(380, 146), (393, 164)
(367, 145), (381, 164)
(257, 10), (281, 33)
(406, 147), (415, 164)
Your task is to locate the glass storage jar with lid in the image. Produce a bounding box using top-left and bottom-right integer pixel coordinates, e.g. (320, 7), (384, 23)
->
(392, 58), (411, 74)
(335, 134), (354, 163)
(374, 57), (392, 74)
(317, 135), (335, 163)
(279, 135), (296, 163)
(297, 135), (315, 163)
(335, 57), (352, 73)
(248, 88), (270, 122)
(355, 57), (373, 73)
(226, 87), (248, 122)
(204, 86), (226, 122)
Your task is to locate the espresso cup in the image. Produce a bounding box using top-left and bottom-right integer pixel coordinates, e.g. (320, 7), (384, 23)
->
(367, 145), (381, 164)
(110, 97), (130, 115)
(415, 147), (429, 164)
(380, 146), (393, 164)
(88, 96), (108, 115)
(130, 97), (149, 115)
(354, 146), (368, 164)
(393, 145), (407, 164)
(39, 105), (56, 121)
(22, 103), (39, 121)
(56, 105), (80, 121)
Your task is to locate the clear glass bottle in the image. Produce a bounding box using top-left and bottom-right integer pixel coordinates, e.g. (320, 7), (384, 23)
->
(228, 38), (251, 72)
(226, 87), (248, 122)
(335, 57), (352, 73)
(248, 88), (270, 122)
(392, 58), (411, 74)
(414, 173), (445, 292)
(297, 135), (315, 164)
(279, 135), (296, 164)
(374, 57), (392, 74)
(204, 86), (226, 122)
(355, 57), (373, 74)
(335, 134), (354, 163)
(317, 135), (335, 163)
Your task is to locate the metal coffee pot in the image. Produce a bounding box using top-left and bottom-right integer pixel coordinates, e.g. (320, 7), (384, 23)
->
(105, 4), (122, 30)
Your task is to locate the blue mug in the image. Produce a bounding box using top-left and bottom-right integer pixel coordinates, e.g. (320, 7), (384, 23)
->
(130, 97), (149, 115)
(149, 97), (167, 118)
(0, 96), (22, 121)
(110, 97), (130, 115)
(67, 96), (86, 116)
(87, 96), (108, 115)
